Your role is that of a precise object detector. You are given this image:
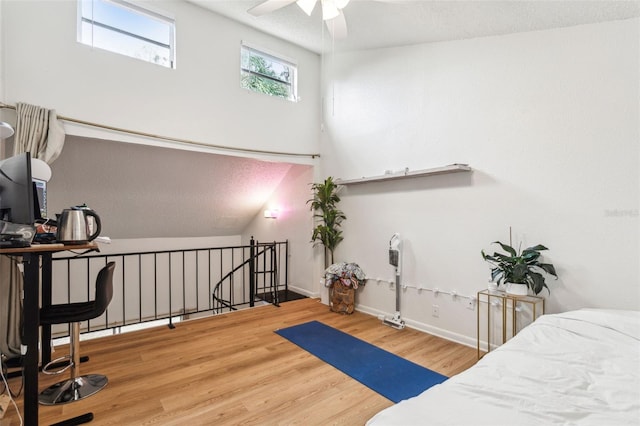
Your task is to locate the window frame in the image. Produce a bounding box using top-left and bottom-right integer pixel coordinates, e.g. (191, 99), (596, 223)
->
(240, 42), (299, 102)
(77, 0), (176, 69)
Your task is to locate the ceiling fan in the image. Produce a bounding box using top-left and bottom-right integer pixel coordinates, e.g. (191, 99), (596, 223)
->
(248, 0), (350, 39)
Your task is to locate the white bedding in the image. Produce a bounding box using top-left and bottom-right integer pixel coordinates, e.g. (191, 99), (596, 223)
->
(367, 309), (640, 426)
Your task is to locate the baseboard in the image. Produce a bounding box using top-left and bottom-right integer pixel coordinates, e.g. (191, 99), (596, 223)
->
(355, 304), (477, 349)
(287, 284), (319, 298)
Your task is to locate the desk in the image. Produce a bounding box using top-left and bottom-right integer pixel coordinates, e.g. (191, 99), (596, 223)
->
(0, 242), (98, 426)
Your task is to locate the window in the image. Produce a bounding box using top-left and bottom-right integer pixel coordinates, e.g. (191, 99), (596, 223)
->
(78, 0), (175, 68)
(241, 43), (298, 102)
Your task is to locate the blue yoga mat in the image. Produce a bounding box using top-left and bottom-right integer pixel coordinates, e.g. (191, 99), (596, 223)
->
(275, 320), (447, 403)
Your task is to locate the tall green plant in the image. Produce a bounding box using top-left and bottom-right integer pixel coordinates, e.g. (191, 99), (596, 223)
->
(307, 177), (346, 268)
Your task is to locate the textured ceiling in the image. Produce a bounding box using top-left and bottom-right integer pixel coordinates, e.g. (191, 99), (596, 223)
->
(187, 0), (640, 54)
(50, 136), (300, 238)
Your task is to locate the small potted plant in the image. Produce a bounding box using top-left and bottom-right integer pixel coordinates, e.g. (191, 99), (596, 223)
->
(481, 241), (558, 296)
(323, 262), (366, 314)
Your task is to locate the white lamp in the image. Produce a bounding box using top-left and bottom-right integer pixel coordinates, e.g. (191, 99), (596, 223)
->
(0, 121), (52, 181)
(0, 122), (14, 139)
(31, 158), (52, 182)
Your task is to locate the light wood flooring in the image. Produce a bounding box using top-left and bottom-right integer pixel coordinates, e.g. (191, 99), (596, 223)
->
(2, 298), (478, 425)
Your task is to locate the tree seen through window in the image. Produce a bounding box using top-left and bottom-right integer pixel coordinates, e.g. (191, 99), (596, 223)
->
(241, 45), (297, 101)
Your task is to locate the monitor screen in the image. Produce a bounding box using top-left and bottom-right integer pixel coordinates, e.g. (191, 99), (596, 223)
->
(33, 178), (47, 219)
(0, 152), (36, 225)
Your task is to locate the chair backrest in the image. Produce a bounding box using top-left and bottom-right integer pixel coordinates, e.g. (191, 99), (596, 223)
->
(93, 262), (115, 317)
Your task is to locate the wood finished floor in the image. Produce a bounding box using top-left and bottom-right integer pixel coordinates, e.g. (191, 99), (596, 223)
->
(2, 298), (478, 425)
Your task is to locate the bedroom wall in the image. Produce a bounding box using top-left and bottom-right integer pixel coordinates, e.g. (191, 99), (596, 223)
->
(0, 0), (7, 157)
(0, 1), (4, 102)
(0, 0), (321, 298)
(320, 18), (640, 345)
(48, 136), (297, 239)
(1, 0), (320, 161)
(241, 163), (319, 296)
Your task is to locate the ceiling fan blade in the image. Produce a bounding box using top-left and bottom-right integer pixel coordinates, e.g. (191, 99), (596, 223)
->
(248, 0), (298, 17)
(325, 9), (347, 39)
(296, 0), (318, 16)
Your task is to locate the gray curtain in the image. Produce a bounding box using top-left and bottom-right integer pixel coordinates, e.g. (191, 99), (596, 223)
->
(13, 102), (65, 163)
(0, 255), (23, 358)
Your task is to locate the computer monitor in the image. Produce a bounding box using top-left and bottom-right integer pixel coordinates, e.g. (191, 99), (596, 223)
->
(33, 178), (47, 219)
(0, 152), (36, 225)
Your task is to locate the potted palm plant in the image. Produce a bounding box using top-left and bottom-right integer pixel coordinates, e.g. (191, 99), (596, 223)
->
(307, 176), (345, 268)
(481, 241), (558, 296)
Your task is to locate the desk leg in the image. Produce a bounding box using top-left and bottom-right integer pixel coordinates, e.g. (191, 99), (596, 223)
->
(41, 252), (52, 366)
(22, 254), (40, 426)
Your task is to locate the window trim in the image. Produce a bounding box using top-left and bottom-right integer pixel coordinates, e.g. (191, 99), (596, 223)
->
(78, 0), (176, 69)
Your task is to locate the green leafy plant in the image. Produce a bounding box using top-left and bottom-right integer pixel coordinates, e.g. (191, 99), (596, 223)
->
(307, 177), (345, 268)
(481, 241), (558, 295)
(241, 55), (290, 99)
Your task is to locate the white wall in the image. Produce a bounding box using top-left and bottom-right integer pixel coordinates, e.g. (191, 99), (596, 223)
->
(1, 0), (320, 161)
(0, 0), (4, 102)
(96, 235), (241, 254)
(0, 0), (9, 157)
(242, 163), (318, 297)
(321, 19), (640, 345)
(1, 0), (321, 300)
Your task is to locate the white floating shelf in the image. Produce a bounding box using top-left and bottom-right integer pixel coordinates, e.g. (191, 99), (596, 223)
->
(336, 164), (471, 185)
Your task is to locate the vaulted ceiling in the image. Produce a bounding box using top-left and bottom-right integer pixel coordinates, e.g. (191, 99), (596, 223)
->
(44, 1), (640, 239)
(49, 136), (304, 238)
(187, 0), (640, 54)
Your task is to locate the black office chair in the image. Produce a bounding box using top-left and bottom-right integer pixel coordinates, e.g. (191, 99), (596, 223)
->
(39, 262), (115, 405)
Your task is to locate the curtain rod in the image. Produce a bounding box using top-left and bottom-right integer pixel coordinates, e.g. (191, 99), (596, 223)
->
(0, 102), (320, 159)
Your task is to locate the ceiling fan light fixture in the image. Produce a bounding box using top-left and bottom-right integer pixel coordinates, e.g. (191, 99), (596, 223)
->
(296, 0), (317, 16)
(334, 0), (350, 9)
(321, 0), (339, 20)
(248, 0), (350, 39)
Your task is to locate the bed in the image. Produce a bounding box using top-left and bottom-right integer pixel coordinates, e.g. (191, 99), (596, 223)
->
(367, 309), (640, 425)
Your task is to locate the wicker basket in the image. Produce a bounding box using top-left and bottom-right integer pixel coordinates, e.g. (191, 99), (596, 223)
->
(329, 280), (355, 314)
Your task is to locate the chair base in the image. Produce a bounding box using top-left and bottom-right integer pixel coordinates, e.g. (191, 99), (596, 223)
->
(39, 374), (108, 405)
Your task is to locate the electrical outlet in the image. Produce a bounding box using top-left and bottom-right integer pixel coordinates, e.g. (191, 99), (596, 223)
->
(432, 304), (439, 318)
(466, 298), (476, 310)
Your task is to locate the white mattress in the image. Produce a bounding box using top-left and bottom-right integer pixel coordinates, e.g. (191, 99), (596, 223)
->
(367, 309), (640, 426)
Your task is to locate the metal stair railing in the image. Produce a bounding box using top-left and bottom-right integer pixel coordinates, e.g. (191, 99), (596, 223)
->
(49, 237), (288, 339)
(212, 238), (281, 313)
(252, 240), (279, 307)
